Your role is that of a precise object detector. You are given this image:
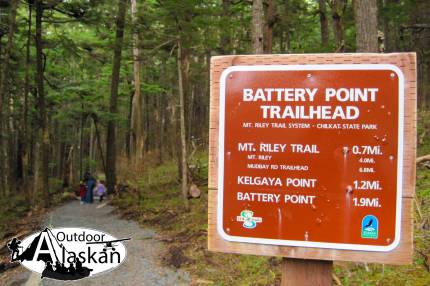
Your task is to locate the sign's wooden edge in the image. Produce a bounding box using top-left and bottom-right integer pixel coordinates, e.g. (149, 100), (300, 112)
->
(207, 53), (416, 264)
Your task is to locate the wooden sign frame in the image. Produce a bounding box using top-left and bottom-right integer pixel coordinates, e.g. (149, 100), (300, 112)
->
(208, 53), (416, 265)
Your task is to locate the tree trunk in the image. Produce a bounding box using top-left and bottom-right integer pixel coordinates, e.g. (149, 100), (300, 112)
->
(6, 92), (17, 194)
(106, 0), (127, 194)
(63, 145), (73, 188)
(318, 0), (329, 47)
(353, 0), (379, 52)
(220, 0), (231, 54)
(281, 0), (291, 53)
(130, 0), (144, 163)
(382, 0), (399, 52)
(79, 107), (84, 179)
(264, 0), (275, 54)
(252, 0), (264, 53)
(177, 39), (190, 210)
(35, 0), (51, 207)
(89, 121), (95, 173)
(330, 0), (347, 52)
(410, 0), (430, 108)
(22, 2), (32, 198)
(126, 88), (133, 159)
(0, 0), (18, 195)
(158, 91), (165, 165)
(93, 115), (107, 175)
(33, 142), (40, 204)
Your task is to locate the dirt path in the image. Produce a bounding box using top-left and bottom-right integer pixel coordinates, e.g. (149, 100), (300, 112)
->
(7, 200), (190, 286)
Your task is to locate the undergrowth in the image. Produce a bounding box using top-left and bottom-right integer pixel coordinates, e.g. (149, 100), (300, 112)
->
(0, 186), (75, 240)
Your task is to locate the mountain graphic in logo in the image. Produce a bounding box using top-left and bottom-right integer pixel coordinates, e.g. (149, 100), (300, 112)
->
(7, 227), (130, 281)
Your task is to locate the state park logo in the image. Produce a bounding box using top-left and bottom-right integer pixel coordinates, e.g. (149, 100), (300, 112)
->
(7, 227), (130, 281)
(361, 215), (379, 239)
(236, 210), (263, 229)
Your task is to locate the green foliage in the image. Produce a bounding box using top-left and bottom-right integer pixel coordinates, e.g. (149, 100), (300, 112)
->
(0, 195), (31, 238)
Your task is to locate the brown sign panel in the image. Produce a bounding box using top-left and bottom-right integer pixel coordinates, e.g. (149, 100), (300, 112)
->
(208, 53), (416, 264)
(218, 65), (403, 251)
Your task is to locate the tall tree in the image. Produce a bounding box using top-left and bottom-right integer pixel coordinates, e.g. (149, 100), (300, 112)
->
(382, 0), (399, 52)
(252, 0), (264, 53)
(220, 0), (232, 54)
(130, 0), (144, 163)
(21, 1), (33, 198)
(177, 38), (189, 210)
(106, 0), (128, 193)
(329, 0), (347, 52)
(353, 0), (379, 52)
(264, 0), (276, 54)
(0, 0), (19, 195)
(35, 0), (50, 207)
(409, 0), (430, 108)
(318, 0), (329, 47)
(280, 0), (291, 53)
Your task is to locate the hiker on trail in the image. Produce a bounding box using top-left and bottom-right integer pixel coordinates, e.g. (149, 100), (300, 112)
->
(96, 180), (107, 202)
(79, 181), (87, 205)
(83, 171), (96, 204)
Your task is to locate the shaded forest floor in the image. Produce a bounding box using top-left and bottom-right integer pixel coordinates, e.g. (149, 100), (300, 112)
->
(112, 149), (430, 286)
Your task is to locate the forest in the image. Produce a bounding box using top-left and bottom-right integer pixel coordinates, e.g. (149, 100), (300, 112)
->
(0, 0), (429, 285)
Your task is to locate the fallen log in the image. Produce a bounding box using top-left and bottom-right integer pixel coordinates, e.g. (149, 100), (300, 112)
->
(417, 154), (430, 164)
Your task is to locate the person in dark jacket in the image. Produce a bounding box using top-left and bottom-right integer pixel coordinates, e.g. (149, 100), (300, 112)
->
(83, 172), (96, 204)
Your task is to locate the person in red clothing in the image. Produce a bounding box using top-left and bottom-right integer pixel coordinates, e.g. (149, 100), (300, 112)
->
(79, 181), (87, 205)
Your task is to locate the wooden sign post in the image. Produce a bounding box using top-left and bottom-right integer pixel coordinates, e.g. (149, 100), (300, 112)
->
(208, 53), (416, 285)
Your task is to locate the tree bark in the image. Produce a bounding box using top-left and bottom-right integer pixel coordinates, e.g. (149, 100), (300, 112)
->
(280, 0), (291, 53)
(353, 0), (379, 52)
(35, 0), (51, 207)
(318, 0), (329, 47)
(220, 0), (231, 54)
(382, 0), (400, 52)
(410, 0), (430, 108)
(177, 39), (190, 210)
(106, 0), (127, 194)
(130, 0), (144, 163)
(252, 0), (264, 53)
(79, 105), (84, 179)
(330, 0), (347, 52)
(0, 0), (19, 195)
(6, 86), (17, 194)
(264, 0), (275, 54)
(22, 1), (32, 198)
(158, 91), (165, 165)
(89, 121), (95, 173)
(126, 87), (133, 159)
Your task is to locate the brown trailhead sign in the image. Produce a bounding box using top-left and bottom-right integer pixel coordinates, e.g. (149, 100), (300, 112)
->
(218, 64), (404, 251)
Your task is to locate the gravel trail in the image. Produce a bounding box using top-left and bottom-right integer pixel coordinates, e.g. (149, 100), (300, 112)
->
(16, 200), (190, 286)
